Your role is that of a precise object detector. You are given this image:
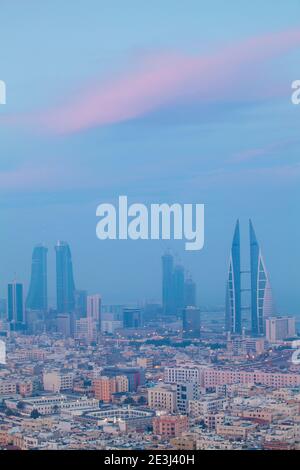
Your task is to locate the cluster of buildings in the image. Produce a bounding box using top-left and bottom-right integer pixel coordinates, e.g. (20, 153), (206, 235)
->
(0, 219), (299, 450)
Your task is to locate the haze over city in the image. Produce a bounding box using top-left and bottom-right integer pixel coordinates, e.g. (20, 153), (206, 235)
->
(0, 1), (299, 312)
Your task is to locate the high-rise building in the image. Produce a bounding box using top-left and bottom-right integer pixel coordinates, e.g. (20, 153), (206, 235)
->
(225, 220), (241, 334)
(162, 253), (174, 314)
(265, 316), (296, 342)
(87, 294), (102, 324)
(123, 307), (142, 328)
(173, 265), (185, 314)
(184, 276), (196, 307)
(26, 244), (48, 312)
(249, 220), (273, 336)
(74, 289), (87, 318)
(75, 317), (97, 343)
(7, 281), (25, 325)
(55, 241), (76, 313)
(182, 306), (201, 337)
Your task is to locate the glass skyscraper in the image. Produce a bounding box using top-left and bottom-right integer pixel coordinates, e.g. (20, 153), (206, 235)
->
(26, 244), (48, 311)
(184, 276), (196, 307)
(162, 253), (174, 314)
(249, 219), (273, 336)
(7, 281), (25, 324)
(55, 241), (76, 313)
(225, 220), (242, 334)
(173, 264), (185, 314)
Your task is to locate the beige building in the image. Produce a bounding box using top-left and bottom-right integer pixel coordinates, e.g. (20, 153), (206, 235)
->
(148, 384), (177, 413)
(43, 370), (74, 393)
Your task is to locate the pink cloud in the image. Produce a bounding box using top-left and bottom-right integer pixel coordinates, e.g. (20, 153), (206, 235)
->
(2, 29), (300, 134)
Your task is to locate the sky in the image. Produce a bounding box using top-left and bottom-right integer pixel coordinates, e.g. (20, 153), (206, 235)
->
(0, 1), (299, 313)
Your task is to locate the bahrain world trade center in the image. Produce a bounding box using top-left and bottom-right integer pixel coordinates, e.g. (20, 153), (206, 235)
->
(225, 219), (273, 336)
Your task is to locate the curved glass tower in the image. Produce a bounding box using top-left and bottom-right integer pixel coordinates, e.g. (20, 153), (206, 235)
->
(26, 244), (48, 311)
(55, 241), (76, 313)
(225, 220), (241, 334)
(249, 220), (273, 335)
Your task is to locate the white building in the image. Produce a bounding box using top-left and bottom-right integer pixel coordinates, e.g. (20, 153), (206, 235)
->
(164, 366), (204, 385)
(5, 394), (99, 415)
(189, 395), (227, 416)
(266, 317), (296, 342)
(87, 294), (101, 324)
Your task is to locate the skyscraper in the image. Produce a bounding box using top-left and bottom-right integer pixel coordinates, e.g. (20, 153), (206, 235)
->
(26, 244), (48, 312)
(184, 276), (196, 307)
(182, 306), (201, 337)
(87, 294), (102, 327)
(225, 220), (242, 334)
(249, 220), (273, 336)
(162, 253), (174, 314)
(7, 281), (25, 325)
(75, 289), (87, 318)
(173, 264), (185, 313)
(123, 307), (142, 328)
(55, 241), (76, 313)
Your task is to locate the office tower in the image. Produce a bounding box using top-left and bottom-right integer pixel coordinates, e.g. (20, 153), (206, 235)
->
(225, 220), (241, 334)
(87, 294), (102, 324)
(74, 289), (87, 318)
(26, 244), (48, 312)
(56, 313), (72, 337)
(7, 281), (25, 325)
(182, 306), (201, 337)
(173, 264), (184, 314)
(162, 253), (174, 314)
(249, 220), (273, 336)
(55, 241), (76, 313)
(123, 307), (142, 328)
(265, 316), (296, 342)
(184, 276), (196, 307)
(75, 317), (97, 343)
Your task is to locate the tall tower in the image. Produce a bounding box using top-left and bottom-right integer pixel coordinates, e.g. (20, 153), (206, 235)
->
(173, 264), (185, 313)
(7, 280), (25, 324)
(162, 253), (174, 314)
(55, 241), (76, 313)
(87, 294), (102, 324)
(225, 220), (241, 334)
(26, 244), (48, 312)
(184, 276), (196, 307)
(249, 220), (273, 335)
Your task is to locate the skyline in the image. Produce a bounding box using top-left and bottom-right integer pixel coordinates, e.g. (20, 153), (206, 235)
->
(0, 218), (289, 319)
(0, 2), (299, 312)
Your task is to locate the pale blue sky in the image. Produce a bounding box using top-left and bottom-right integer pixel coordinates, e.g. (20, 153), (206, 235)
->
(0, 1), (299, 313)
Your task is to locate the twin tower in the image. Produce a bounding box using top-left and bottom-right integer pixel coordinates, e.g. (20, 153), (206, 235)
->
(225, 219), (273, 336)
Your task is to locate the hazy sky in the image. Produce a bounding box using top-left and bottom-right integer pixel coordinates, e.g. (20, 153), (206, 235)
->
(0, 1), (299, 313)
